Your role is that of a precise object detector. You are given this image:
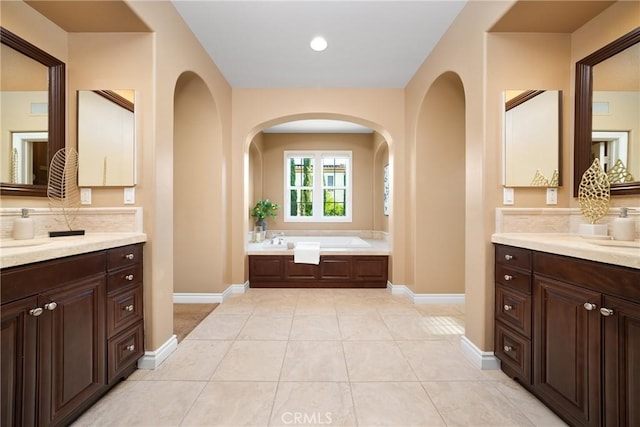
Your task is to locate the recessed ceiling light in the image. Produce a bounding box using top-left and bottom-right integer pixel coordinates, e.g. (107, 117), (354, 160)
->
(310, 36), (328, 52)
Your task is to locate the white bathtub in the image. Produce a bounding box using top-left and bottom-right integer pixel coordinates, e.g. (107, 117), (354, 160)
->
(275, 236), (372, 248)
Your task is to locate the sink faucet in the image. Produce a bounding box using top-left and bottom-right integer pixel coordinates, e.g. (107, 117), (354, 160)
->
(270, 232), (285, 245)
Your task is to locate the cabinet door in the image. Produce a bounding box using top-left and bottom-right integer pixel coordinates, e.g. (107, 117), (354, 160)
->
(533, 275), (601, 427)
(602, 295), (640, 427)
(1, 296), (38, 427)
(38, 275), (107, 426)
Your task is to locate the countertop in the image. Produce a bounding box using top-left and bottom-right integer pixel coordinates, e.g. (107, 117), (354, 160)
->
(0, 232), (147, 269)
(491, 233), (639, 270)
(246, 238), (390, 256)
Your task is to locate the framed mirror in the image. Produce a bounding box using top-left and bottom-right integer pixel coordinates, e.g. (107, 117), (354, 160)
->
(78, 90), (136, 186)
(503, 90), (562, 187)
(574, 27), (640, 196)
(0, 27), (65, 197)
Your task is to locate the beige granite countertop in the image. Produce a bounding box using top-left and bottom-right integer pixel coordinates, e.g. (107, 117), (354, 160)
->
(246, 238), (390, 256)
(0, 232), (147, 269)
(491, 233), (639, 269)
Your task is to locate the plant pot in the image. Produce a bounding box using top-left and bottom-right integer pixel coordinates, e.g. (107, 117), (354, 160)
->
(255, 218), (267, 232)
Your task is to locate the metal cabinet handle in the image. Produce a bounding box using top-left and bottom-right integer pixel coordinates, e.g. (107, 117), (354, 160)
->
(125, 253), (135, 260)
(584, 302), (597, 311)
(504, 254), (513, 261)
(29, 307), (43, 317)
(124, 304), (134, 312)
(125, 274), (134, 281)
(44, 302), (57, 311)
(503, 304), (513, 311)
(503, 274), (513, 281)
(125, 345), (135, 352)
(503, 345), (513, 352)
(600, 307), (614, 317)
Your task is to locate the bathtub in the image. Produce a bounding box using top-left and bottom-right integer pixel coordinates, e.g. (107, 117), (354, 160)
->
(277, 235), (372, 248)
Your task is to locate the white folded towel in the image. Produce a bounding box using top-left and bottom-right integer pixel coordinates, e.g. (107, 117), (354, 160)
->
(294, 242), (321, 264)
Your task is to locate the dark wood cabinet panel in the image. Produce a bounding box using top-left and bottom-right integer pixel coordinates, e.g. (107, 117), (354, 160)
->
(495, 322), (531, 383)
(249, 255), (388, 288)
(533, 275), (601, 427)
(495, 284), (531, 337)
(108, 323), (144, 384)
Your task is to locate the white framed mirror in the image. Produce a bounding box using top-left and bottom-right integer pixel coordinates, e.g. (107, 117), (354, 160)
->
(77, 90), (135, 186)
(503, 90), (562, 187)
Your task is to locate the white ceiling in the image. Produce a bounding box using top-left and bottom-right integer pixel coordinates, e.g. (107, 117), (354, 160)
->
(171, 0), (467, 89)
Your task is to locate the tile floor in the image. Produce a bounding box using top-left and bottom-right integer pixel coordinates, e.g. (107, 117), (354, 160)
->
(73, 288), (567, 426)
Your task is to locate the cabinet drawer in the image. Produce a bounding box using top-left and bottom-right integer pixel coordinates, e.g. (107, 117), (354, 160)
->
(496, 264), (531, 294)
(107, 244), (143, 271)
(107, 323), (144, 383)
(107, 284), (143, 337)
(495, 284), (531, 338)
(495, 323), (531, 384)
(495, 245), (532, 271)
(107, 263), (143, 293)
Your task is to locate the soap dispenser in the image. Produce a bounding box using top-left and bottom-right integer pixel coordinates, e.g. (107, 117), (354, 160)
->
(13, 208), (35, 240)
(611, 207), (636, 241)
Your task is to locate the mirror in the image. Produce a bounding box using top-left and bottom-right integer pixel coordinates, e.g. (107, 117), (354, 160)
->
(78, 90), (136, 186)
(574, 27), (640, 196)
(503, 90), (562, 187)
(0, 27), (65, 197)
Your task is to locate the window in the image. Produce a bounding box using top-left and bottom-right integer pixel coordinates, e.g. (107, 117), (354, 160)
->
(284, 151), (352, 222)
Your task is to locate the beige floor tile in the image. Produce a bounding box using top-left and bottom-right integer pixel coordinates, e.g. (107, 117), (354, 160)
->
(252, 302), (297, 316)
(237, 315), (293, 340)
(269, 382), (356, 427)
(213, 299), (256, 315)
(280, 341), (348, 381)
(381, 314), (446, 340)
(415, 303), (465, 316)
(294, 297), (336, 315)
(186, 314), (249, 340)
(137, 340), (232, 381)
(351, 382), (446, 426)
(343, 341), (417, 381)
(211, 340), (287, 381)
(397, 340), (489, 381)
(494, 379), (568, 426)
(289, 314), (341, 340)
(72, 380), (205, 426)
(338, 314), (394, 340)
(422, 381), (535, 426)
(181, 381), (277, 426)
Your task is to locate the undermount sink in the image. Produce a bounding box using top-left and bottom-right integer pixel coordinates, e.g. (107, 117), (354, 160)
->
(0, 238), (52, 249)
(586, 239), (640, 249)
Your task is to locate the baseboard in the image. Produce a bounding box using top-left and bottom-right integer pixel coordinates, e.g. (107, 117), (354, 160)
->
(387, 282), (465, 304)
(137, 334), (178, 370)
(173, 282), (249, 304)
(460, 335), (500, 370)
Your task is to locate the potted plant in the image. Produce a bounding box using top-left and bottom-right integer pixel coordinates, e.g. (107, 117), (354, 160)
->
(251, 199), (280, 231)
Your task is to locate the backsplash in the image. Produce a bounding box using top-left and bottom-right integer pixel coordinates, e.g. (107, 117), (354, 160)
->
(496, 207), (639, 239)
(0, 207), (143, 239)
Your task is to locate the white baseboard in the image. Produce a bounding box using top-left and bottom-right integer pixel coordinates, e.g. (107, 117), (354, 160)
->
(137, 334), (177, 370)
(460, 335), (500, 370)
(387, 282), (465, 304)
(173, 282), (249, 304)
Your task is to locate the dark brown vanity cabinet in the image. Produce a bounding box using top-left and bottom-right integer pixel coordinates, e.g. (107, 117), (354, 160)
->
(1, 243), (144, 427)
(494, 244), (640, 427)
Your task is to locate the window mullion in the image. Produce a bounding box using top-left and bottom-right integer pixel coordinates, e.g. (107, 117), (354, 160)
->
(313, 154), (323, 219)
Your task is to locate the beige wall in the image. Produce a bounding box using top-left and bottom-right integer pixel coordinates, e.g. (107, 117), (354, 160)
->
(256, 132), (376, 232)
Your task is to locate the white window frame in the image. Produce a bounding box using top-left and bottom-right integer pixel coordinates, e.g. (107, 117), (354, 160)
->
(284, 150), (352, 223)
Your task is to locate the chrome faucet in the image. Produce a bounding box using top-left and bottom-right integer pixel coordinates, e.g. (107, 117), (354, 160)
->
(270, 232), (285, 245)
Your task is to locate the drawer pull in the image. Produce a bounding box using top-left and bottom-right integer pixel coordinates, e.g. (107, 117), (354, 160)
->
(504, 254), (513, 261)
(503, 304), (513, 311)
(125, 274), (134, 281)
(29, 307), (43, 317)
(125, 253), (135, 260)
(124, 304), (134, 312)
(584, 302), (597, 311)
(503, 345), (513, 352)
(44, 302), (57, 311)
(125, 344), (135, 352)
(503, 274), (513, 281)
(600, 307), (614, 317)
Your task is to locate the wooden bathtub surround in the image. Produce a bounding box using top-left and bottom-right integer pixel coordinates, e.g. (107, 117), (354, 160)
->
(249, 255), (388, 288)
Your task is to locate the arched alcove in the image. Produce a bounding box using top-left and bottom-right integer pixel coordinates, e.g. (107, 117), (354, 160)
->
(413, 72), (466, 295)
(173, 71), (226, 296)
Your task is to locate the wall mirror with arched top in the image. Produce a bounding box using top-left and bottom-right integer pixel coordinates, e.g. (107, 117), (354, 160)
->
(574, 27), (640, 196)
(0, 27), (65, 197)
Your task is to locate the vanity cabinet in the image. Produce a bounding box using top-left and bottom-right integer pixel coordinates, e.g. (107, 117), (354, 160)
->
(0, 243), (144, 427)
(494, 244), (640, 427)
